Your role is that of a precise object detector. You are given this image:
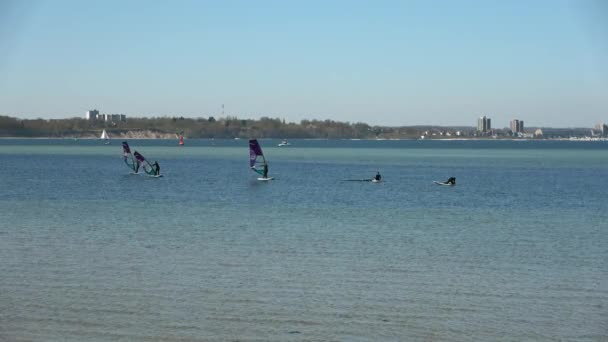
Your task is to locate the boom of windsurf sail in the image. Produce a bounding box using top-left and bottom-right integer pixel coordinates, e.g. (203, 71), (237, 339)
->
(249, 139), (267, 176)
(122, 141), (138, 172)
(134, 151), (156, 176)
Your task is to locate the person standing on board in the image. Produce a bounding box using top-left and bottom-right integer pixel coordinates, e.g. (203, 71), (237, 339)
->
(263, 164), (269, 178)
(153, 161), (160, 176)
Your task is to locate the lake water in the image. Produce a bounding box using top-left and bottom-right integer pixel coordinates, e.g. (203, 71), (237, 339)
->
(0, 139), (606, 341)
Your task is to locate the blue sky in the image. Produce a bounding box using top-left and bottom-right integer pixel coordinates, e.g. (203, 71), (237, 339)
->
(0, 0), (606, 127)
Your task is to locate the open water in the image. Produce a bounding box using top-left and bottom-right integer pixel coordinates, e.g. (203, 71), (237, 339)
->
(0, 139), (606, 341)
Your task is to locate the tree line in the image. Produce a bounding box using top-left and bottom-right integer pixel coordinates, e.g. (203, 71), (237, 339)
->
(0, 115), (452, 139)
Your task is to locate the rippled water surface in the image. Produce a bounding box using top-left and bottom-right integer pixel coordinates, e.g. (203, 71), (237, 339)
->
(1, 139), (607, 341)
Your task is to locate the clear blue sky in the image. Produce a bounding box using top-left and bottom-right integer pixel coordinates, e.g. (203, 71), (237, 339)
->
(0, 0), (606, 127)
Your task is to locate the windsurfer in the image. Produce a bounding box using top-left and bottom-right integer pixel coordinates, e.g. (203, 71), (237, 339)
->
(263, 164), (269, 178)
(153, 161), (160, 176)
(374, 171), (381, 181)
(446, 177), (456, 185)
(134, 160), (140, 173)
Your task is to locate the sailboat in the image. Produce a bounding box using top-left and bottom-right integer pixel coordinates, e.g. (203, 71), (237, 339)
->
(100, 129), (110, 144)
(122, 141), (140, 174)
(178, 134), (185, 146)
(249, 139), (273, 180)
(134, 151), (162, 177)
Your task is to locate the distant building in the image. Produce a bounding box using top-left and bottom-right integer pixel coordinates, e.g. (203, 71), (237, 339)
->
(86, 109), (99, 120)
(84, 109), (127, 122)
(477, 115), (491, 133)
(595, 123), (607, 137)
(97, 113), (127, 122)
(510, 119), (524, 134)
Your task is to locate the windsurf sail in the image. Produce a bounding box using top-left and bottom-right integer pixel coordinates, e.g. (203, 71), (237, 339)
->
(249, 139), (267, 176)
(101, 129), (109, 140)
(134, 151), (157, 176)
(179, 134), (184, 146)
(122, 141), (139, 172)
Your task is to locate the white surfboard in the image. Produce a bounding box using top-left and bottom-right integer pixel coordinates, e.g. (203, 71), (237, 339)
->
(371, 179), (381, 183)
(434, 181), (454, 186)
(257, 177), (274, 181)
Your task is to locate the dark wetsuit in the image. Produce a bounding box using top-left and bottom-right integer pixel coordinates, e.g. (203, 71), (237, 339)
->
(153, 162), (160, 175)
(447, 177), (455, 185)
(135, 161), (140, 173)
(375, 172), (381, 181)
(263, 164), (269, 178)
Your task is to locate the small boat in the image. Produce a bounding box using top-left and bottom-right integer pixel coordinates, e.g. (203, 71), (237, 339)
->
(250, 139), (273, 180)
(100, 129), (110, 144)
(278, 140), (290, 147)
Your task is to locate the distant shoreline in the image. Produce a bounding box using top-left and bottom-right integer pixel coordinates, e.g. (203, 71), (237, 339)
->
(0, 136), (604, 142)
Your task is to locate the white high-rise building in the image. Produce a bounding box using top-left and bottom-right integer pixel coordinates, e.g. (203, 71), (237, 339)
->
(86, 109), (99, 120)
(595, 123), (607, 137)
(510, 119), (524, 133)
(477, 115), (491, 133)
(85, 109), (126, 122)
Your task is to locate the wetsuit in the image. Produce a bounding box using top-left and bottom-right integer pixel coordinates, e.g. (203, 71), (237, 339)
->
(263, 164), (268, 178)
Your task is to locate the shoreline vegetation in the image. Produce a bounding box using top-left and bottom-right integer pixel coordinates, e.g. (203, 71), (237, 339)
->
(0, 114), (599, 140)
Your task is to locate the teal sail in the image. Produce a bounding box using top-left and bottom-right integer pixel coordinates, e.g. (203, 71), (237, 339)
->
(249, 139), (267, 176)
(134, 151), (157, 176)
(122, 141), (139, 172)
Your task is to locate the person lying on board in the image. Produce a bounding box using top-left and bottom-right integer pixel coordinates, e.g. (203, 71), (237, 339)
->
(445, 177), (456, 185)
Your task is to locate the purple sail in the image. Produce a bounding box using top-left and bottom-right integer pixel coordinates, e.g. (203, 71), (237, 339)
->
(134, 151), (146, 163)
(122, 141), (131, 155)
(122, 142), (138, 172)
(249, 139), (264, 167)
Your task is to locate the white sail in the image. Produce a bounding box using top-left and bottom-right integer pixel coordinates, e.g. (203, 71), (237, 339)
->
(100, 129), (109, 140)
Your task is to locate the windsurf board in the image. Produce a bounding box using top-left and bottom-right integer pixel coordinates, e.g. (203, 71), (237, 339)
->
(434, 181), (454, 186)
